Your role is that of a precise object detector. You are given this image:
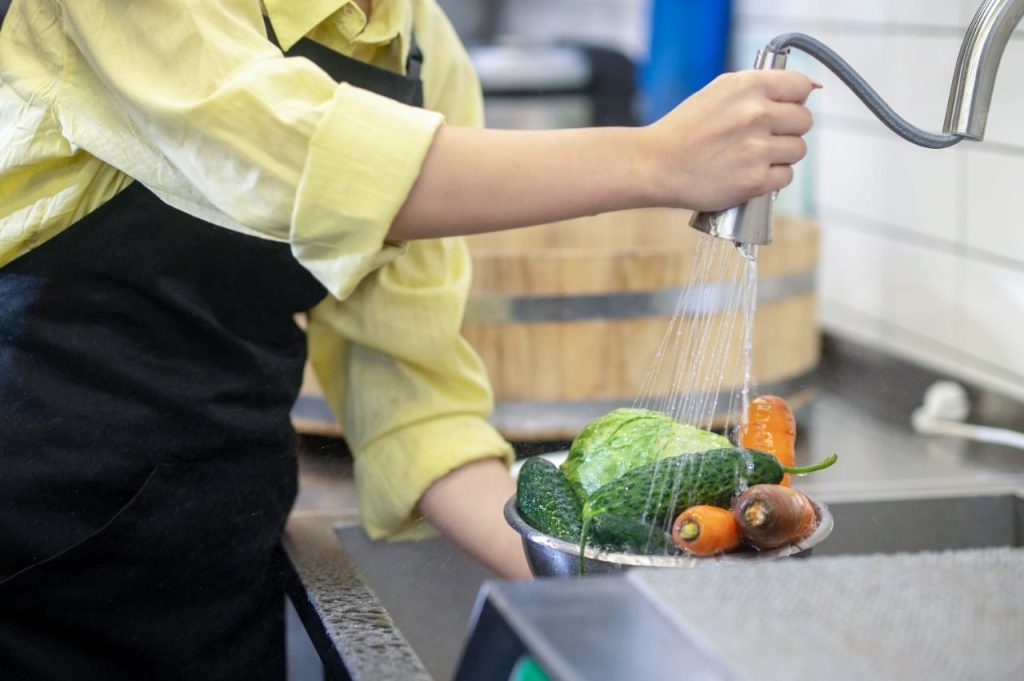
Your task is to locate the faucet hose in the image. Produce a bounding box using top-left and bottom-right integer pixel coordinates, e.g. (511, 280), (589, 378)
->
(767, 32), (963, 149)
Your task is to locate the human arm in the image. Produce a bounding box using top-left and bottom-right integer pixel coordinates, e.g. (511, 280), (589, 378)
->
(305, 236), (530, 578)
(47, 0), (811, 576)
(389, 70), (816, 240)
(49, 0), (442, 299)
(41, 0), (528, 574)
(50, 0), (813, 294)
(418, 457), (531, 580)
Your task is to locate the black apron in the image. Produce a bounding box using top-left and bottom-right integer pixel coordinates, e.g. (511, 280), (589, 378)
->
(0, 21), (423, 681)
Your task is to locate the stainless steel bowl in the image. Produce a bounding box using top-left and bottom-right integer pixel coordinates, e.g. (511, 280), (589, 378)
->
(504, 494), (835, 577)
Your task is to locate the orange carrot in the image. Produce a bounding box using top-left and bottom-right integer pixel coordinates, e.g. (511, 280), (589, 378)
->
(671, 505), (742, 556)
(738, 395), (797, 486)
(733, 484), (818, 550)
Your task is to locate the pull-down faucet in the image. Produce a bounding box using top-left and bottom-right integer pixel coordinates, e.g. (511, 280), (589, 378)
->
(691, 0), (1024, 246)
(945, 0), (1024, 139)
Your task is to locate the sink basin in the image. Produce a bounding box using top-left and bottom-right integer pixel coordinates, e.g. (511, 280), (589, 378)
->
(809, 491), (1023, 557)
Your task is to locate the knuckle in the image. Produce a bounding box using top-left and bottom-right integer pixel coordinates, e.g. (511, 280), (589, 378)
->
(712, 71), (738, 89)
(743, 101), (770, 126)
(718, 71), (740, 85)
(743, 137), (767, 161)
(763, 69), (788, 91)
(736, 70), (762, 91)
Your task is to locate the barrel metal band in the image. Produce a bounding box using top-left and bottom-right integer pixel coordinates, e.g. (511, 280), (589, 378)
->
(463, 269), (815, 324)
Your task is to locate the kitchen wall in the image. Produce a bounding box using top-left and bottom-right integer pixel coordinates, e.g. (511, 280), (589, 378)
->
(464, 0), (1024, 404)
(731, 0), (1024, 403)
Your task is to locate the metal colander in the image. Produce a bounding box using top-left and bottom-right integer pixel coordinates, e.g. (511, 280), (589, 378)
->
(504, 493), (834, 578)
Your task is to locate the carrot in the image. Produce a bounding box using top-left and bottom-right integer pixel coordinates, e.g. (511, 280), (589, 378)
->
(732, 484), (818, 550)
(738, 395), (796, 486)
(671, 505), (742, 556)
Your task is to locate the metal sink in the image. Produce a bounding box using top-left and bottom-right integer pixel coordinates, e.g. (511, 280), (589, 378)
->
(809, 491), (1023, 557)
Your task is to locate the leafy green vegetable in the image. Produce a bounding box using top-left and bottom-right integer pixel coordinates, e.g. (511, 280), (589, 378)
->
(559, 407), (730, 499)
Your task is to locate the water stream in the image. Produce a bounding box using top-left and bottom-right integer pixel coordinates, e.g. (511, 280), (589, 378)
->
(633, 235), (759, 434)
(629, 234), (761, 550)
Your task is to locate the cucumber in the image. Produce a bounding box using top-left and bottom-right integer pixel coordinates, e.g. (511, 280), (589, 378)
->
(583, 448), (837, 529)
(585, 512), (675, 554)
(516, 456), (584, 541)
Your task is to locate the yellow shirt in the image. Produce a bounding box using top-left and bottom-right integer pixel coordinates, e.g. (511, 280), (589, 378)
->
(0, 0), (514, 540)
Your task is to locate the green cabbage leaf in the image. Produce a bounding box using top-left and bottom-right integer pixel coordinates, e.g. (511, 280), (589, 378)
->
(560, 408), (730, 499)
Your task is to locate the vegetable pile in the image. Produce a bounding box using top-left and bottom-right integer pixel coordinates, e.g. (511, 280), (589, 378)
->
(515, 397), (838, 563)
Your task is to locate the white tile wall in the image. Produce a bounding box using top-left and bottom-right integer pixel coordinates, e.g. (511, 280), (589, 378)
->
(963, 260), (1024, 386)
(895, 0), (969, 28)
(732, 0), (1024, 402)
(490, 0), (1024, 402)
(733, 0), (801, 21)
(818, 219), (962, 352)
(735, 0), (975, 28)
(734, 0), (893, 24)
(964, 149), (1024, 256)
(816, 128), (961, 243)
(817, 0), (893, 24)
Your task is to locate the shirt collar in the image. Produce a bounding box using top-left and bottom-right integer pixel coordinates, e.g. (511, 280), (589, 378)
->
(355, 1), (406, 46)
(264, 1), (411, 52)
(264, 0), (349, 51)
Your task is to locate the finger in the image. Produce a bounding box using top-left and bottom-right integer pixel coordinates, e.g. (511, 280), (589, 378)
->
(768, 102), (813, 135)
(768, 136), (808, 165)
(761, 70), (816, 103)
(765, 164), (795, 192)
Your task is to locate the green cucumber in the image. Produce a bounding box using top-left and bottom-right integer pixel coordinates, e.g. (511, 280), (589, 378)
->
(584, 448), (837, 529)
(585, 512), (675, 554)
(516, 456), (584, 541)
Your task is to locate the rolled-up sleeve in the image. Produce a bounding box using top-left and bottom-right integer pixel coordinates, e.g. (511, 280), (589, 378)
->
(292, 83), (442, 299)
(305, 0), (512, 541)
(306, 236), (514, 540)
(51, 0), (513, 539)
(55, 0), (442, 298)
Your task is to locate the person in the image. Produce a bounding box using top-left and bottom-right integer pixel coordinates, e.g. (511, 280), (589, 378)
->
(0, 0), (815, 678)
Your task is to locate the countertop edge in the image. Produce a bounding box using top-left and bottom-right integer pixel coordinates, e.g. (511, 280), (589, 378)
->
(282, 513), (434, 681)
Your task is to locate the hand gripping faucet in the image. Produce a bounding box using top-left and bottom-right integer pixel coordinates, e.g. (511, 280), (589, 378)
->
(690, 0), (1024, 247)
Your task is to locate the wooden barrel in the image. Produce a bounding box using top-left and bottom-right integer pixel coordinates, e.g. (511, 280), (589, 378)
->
(291, 208), (820, 441)
(461, 208), (820, 441)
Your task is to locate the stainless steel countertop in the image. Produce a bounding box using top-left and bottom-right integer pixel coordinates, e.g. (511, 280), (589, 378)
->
(283, 337), (1024, 680)
(458, 547), (1023, 681)
(796, 338), (1024, 501)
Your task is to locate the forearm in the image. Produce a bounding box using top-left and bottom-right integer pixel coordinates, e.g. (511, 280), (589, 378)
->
(418, 457), (532, 581)
(390, 69), (817, 242)
(390, 125), (657, 240)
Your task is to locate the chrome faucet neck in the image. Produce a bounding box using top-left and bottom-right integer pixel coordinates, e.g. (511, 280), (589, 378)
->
(944, 0), (1024, 140)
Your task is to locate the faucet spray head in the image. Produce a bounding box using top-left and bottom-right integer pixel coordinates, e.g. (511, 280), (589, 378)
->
(690, 46), (790, 246)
